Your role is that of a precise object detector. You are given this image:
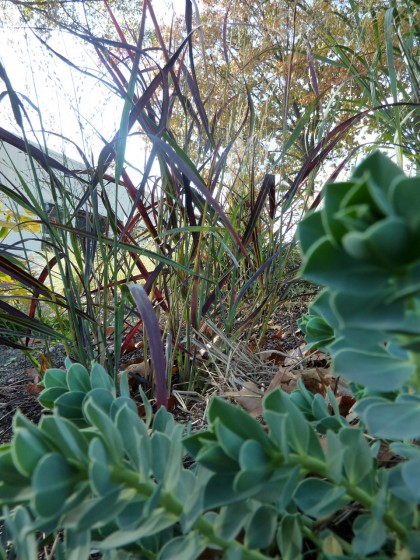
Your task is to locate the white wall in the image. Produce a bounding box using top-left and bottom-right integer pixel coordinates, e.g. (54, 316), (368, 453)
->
(0, 137), (132, 257)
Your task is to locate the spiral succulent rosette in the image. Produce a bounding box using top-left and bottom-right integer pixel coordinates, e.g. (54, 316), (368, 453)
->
(300, 151), (420, 294)
(298, 152), (420, 438)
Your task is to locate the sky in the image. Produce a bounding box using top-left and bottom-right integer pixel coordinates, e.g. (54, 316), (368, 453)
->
(0, 0), (187, 165)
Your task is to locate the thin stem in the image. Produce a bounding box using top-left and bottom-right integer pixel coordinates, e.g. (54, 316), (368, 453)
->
(291, 454), (408, 541)
(110, 467), (270, 559)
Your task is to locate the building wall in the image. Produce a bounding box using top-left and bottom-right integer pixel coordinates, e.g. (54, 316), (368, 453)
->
(0, 138), (132, 257)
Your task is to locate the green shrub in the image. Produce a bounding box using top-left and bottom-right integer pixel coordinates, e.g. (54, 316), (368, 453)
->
(1, 152), (420, 558)
(299, 151), (420, 439)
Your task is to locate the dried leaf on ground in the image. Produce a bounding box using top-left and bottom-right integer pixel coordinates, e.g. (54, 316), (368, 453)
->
(25, 382), (43, 395)
(266, 367), (298, 394)
(258, 349), (286, 364)
(336, 395), (356, 417)
(24, 367), (40, 384)
(123, 362), (149, 377)
(269, 328), (284, 339)
(38, 354), (51, 373)
(231, 369), (298, 416)
(225, 380), (263, 417)
(283, 343), (306, 366)
(120, 361), (152, 392)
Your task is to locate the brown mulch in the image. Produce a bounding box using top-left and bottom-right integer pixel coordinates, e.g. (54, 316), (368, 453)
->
(0, 344), (68, 444)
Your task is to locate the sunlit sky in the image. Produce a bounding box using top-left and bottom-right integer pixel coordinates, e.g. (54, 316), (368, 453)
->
(1, 0), (405, 185)
(0, 1), (187, 164)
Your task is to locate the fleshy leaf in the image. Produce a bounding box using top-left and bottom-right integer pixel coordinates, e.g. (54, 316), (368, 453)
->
(294, 478), (349, 518)
(333, 348), (414, 391)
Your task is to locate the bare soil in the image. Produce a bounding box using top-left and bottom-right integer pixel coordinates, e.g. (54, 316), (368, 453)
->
(0, 344), (68, 444)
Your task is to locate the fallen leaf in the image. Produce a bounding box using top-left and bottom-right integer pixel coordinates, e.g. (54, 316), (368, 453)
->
(24, 367), (40, 384)
(270, 328), (283, 339)
(166, 395), (176, 412)
(200, 324), (214, 338)
(124, 362), (149, 377)
(302, 376), (325, 396)
(284, 344), (306, 366)
(226, 381), (263, 417)
(266, 367), (298, 394)
(258, 350), (286, 365)
(307, 350), (331, 367)
(377, 444), (401, 467)
(25, 383), (43, 395)
(38, 354), (51, 373)
(337, 395), (356, 417)
(120, 361), (153, 393)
